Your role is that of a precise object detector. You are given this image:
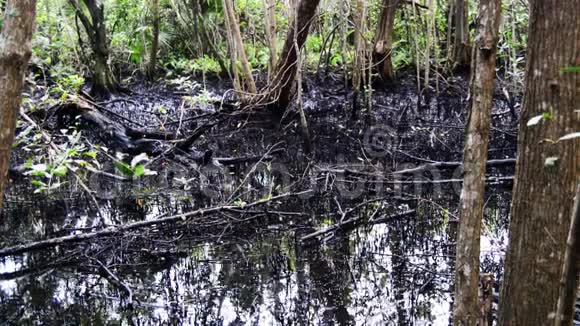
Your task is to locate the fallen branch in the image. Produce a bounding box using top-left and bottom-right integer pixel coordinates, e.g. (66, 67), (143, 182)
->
(301, 210), (416, 242)
(392, 158), (516, 175)
(0, 190), (313, 257)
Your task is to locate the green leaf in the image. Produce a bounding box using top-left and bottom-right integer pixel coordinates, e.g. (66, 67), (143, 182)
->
(52, 165), (68, 177)
(561, 66), (580, 73)
(133, 164), (146, 177)
(114, 161), (134, 177)
(31, 180), (47, 188)
(542, 112), (553, 120)
(83, 151), (97, 159)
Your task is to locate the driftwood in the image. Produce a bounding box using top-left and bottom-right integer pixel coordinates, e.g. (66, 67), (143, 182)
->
(0, 190), (312, 257)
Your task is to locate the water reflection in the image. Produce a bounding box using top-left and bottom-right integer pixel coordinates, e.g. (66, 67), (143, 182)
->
(0, 188), (510, 325)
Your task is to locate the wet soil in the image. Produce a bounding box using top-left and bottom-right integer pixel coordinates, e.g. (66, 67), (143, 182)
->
(0, 71), (518, 325)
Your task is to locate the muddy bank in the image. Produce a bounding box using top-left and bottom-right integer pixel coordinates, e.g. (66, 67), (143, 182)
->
(0, 71), (518, 324)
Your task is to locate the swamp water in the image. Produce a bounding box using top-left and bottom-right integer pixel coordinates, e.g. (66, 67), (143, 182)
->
(0, 74), (516, 325)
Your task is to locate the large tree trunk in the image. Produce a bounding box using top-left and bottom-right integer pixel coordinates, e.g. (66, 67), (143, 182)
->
(69, 0), (118, 97)
(498, 0), (580, 324)
(261, 0), (322, 114)
(373, 0), (401, 81)
(147, 0), (160, 79)
(0, 0), (37, 210)
(448, 0), (471, 68)
(222, 0), (257, 94)
(451, 0), (502, 324)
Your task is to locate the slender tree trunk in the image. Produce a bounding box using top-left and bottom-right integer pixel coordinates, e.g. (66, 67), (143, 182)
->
(498, 0), (580, 324)
(69, 0), (118, 97)
(452, 0), (502, 324)
(448, 0), (471, 68)
(264, 0), (278, 80)
(261, 0), (322, 113)
(351, 0), (366, 113)
(0, 0), (37, 210)
(373, 0), (401, 81)
(222, 0), (257, 94)
(147, 0), (160, 79)
(555, 184), (580, 326)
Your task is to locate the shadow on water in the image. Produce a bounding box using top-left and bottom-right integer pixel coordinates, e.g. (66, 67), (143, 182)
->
(0, 72), (516, 325)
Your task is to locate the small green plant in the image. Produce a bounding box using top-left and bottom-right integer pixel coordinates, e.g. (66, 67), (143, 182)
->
(114, 153), (157, 178)
(24, 129), (99, 193)
(51, 73), (85, 100)
(190, 55), (222, 74)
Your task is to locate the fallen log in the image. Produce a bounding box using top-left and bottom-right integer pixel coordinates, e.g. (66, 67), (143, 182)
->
(0, 190), (313, 257)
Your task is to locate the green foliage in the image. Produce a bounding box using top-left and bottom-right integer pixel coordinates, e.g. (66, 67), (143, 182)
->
(114, 153), (157, 178)
(23, 128), (100, 193)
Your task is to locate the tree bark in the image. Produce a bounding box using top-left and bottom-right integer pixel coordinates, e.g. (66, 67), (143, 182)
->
(498, 0), (580, 324)
(264, 0), (278, 80)
(554, 184), (580, 326)
(0, 0), (37, 210)
(260, 0), (322, 114)
(448, 0), (471, 68)
(69, 0), (118, 97)
(452, 0), (502, 324)
(373, 0), (401, 81)
(222, 0), (257, 94)
(147, 0), (160, 79)
(351, 0), (366, 112)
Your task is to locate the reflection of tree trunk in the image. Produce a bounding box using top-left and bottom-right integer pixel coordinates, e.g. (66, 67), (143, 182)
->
(452, 0), (501, 324)
(373, 0), (401, 81)
(222, 0), (257, 94)
(0, 0), (37, 210)
(69, 0), (118, 97)
(498, 1), (579, 324)
(259, 0), (322, 114)
(147, 0), (160, 79)
(448, 0), (471, 68)
(307, 236), (353, 325)
(389, 222), (409, 324)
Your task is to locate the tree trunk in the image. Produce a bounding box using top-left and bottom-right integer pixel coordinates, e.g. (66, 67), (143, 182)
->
(147, 0), (160, 79)
(0, 0), (37, 210)
(69, 0), (118, 97)
(260, 0), (322, 113)
(448, 0), (471, 68)
(498, 0), (580, 324)
(373, 0), (401, 81)
(555, 184), (580, 326)
(351, 0), (366, 113)
(222, 0), (257, 94)
(264, 0), (278, 80)
(452, 0), (501, 324)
